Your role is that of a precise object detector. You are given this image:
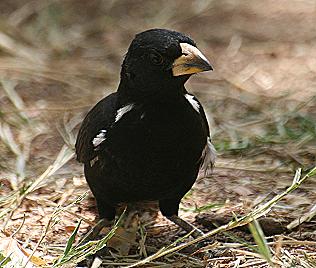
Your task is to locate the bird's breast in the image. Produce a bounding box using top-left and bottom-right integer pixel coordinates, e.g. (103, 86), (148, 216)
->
(98, 99), (207, 200)
(109, 100), (206, 157)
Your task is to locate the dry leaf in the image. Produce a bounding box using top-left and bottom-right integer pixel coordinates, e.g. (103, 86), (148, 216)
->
(232, 185), (254, 196)
(102, 226), (137, 255)
(91, 257), (102, 268)
(65, 225), (76, 233)
(0, 236), (47, 267)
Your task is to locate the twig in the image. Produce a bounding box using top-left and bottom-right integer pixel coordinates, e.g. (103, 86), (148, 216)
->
(126, 167), (316, 268)
(3, 145), (75, 229)
(287, 204), (316, 230)
(22, 212), (53, 268)
(10, 213), (26, 238)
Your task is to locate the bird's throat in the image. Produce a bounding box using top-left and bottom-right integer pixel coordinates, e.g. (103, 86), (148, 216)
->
(117, 78), (187, 104)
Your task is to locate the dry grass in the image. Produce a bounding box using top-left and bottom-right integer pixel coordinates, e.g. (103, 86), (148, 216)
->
(0, 1), (316, 267)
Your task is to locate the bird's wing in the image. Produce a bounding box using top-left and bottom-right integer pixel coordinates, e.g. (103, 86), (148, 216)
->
(185, 93), (210, 137)
(189, 94), (216, 171)
(75, 93), (118, 163)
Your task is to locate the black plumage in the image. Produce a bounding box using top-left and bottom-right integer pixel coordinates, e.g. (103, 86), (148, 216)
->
(75, 29), (215, 238)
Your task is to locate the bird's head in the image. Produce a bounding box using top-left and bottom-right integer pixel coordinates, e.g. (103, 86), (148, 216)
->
(119, 29), (212, 98)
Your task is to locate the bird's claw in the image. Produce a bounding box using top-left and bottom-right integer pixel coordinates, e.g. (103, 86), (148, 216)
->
(78, 218), (111, 246)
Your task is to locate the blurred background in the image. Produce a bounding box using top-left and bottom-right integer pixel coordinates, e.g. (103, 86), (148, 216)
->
(1, 0), (315, 181)
(0, 0), (315, 266)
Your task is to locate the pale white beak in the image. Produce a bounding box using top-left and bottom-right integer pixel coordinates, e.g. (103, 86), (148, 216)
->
(172, 43), (213, 76)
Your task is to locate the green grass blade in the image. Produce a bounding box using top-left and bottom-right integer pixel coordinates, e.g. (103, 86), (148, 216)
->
(63, 219), (82, 256)
(0, 252), (12, 266)
(248, 219), (272, 264)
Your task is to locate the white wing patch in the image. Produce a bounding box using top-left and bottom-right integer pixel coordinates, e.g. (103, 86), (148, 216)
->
(92, 104), (134, 149)
(185, 94), (200, 113)
(115, 104), (134, 122)
(92, 129), (107, 147)
(200, 138), (216, 173)
(90, 156), (99, 167)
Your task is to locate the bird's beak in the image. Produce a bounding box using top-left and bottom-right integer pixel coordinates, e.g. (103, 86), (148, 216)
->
(172, 43), (213, 76)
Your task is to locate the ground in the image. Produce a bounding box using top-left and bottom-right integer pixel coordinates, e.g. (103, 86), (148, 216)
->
(0, 1), (315, 267)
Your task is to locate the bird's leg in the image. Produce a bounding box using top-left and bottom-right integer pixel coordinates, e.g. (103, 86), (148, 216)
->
(78, 218), (112, 246)
(167, 215), (224, 257)
(167, 215), (204, 239)
(77, 188), (116, 245)
(159, 198), (204, 238)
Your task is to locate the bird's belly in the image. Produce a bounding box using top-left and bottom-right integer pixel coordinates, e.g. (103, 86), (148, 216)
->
(100, 106), (207, 202)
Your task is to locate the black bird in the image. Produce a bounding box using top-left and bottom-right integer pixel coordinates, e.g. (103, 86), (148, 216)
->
(75, 29), (216, 239)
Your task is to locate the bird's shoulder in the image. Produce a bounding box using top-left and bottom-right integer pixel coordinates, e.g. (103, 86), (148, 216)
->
(75, 91), (213, 165)
(184, 93), (210, 137)
(75, 92), (118, 163)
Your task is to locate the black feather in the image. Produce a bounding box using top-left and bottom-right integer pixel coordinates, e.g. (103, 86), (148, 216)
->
(75, 28), (212, 224)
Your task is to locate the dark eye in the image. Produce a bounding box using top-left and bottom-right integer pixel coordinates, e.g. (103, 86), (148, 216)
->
(149, 52), (163, 65)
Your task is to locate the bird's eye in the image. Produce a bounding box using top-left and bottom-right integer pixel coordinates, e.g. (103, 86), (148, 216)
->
(149, 52), (163, 65)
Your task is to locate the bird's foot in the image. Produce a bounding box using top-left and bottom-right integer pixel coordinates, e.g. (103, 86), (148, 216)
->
(181, 240), (227, 260)
(78, 218), (112, 246)
(166, 215), (224, 258)
(166, 215), (204, 239)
